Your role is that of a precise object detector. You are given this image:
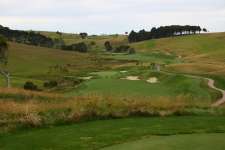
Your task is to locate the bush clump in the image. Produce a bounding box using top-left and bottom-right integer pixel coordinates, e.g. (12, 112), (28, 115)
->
(24, 82), (38, 91)
(114, 45), (136, 54)
(43, 81), (58, 88)
(62, 42), (88, 53)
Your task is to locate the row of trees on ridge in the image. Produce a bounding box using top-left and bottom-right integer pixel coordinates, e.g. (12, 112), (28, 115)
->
(128, 25), (207, 43)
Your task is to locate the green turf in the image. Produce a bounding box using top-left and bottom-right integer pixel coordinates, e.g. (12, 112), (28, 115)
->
(66, 73), (215, 102)
(1, 116), (225, 150)
(102, 133), (225, 150)
(104, 51), (180, 64)
(90, 71), (119, 78)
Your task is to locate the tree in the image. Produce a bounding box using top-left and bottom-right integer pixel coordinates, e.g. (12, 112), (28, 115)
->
(203, 28), (208, 32)
(104, 41), (112, 51)
(0, 35), (10, 88)
(80, 33), (88, 39)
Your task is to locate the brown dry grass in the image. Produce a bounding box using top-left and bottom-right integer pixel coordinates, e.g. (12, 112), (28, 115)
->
(167, 63), (225, 76)
(0, 92), (216, 133)
(0, 87), (64, 100)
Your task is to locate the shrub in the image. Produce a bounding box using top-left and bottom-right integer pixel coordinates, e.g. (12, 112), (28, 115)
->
(114, 45), (135, 54)
(62, 42), (88, 53)
(90, 41), (96, 46)
(104, 41), (113, 51)
(128, 48), (136, 54)
(73, 79), (83, 86)
(24, 82), (38, 91)
(43, 81), (58, 88)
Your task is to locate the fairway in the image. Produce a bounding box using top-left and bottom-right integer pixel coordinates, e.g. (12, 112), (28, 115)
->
(1, 116), (225, 150)
(66, 73), (216, 102)
(102, 133), (225, 150)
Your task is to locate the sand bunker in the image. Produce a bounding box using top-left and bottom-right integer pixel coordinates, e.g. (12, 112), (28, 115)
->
(122, 76), (140, 81)
(146, 77), (158, 83)
(79, 76), (93, 80)
(120, 70), (128, 73)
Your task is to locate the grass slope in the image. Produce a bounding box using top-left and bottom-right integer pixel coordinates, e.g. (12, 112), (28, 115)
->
(130, 33), (225, 89)
(6, 42), (90, 76)
(132, 33), (225, 58)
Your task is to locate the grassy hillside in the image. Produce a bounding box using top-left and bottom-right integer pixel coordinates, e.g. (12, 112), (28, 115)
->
(132, 33), (225, 58)
(6, 42), (93, 76)
(129, 33), (225, 89)
(0, 42), (132, 88)
(39, 31), (128, 51)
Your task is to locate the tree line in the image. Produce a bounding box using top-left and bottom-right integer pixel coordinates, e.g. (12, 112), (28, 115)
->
(128, 25), (207, 43)
(0, 25), (88, 53)
(0, 25), (54, 47)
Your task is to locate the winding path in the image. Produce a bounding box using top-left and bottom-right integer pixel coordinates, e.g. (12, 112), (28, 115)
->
(207, 78), (225, 107)
(161, 71), (225, 107)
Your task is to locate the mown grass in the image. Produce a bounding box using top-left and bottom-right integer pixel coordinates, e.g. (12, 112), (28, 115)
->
(1, 116), (225, 150)
(103, 51), (181, 64)
(103, 133), (225, 150)
(67, 70), (218, 102)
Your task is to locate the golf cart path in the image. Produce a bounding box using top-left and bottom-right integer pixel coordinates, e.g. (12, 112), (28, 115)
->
(207, 78), (225, 107)
(162, 71), (225, 107)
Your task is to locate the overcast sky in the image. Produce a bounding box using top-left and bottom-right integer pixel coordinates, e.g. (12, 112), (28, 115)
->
(0, 0), (225, 34)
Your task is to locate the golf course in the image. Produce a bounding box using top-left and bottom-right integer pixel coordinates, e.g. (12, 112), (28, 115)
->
(0, 14), (225, 149)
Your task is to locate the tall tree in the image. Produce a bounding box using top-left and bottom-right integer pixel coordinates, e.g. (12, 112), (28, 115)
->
(80, 33), (88, 39)
(0, 35), (10, 88)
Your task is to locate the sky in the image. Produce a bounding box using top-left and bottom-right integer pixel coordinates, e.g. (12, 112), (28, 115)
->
(0, 0), (225, 34)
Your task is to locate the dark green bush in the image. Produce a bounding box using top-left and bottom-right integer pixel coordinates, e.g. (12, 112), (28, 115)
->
(24, 81), (38, 91)
(43, 81), (58, 88)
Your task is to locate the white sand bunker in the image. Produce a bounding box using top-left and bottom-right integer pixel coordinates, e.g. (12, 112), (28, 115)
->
(120, 70), (128, 73)
(122, 76), (140, 81)
(147, 77), (158, 83)
(79, 76), (93, 80)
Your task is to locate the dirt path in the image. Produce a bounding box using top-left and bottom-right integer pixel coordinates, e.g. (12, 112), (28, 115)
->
(161, 71), (225, 107)
(207, 78), (225, 107)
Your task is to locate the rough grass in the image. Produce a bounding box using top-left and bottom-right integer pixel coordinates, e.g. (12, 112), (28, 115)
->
(130, 33), (225, 79)
(0, 88), (64, 101)
(131, 33), (225, 57)
(0, 93), (217, 133)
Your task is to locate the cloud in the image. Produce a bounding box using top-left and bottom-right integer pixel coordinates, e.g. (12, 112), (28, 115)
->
(0, 0), (225, 33)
